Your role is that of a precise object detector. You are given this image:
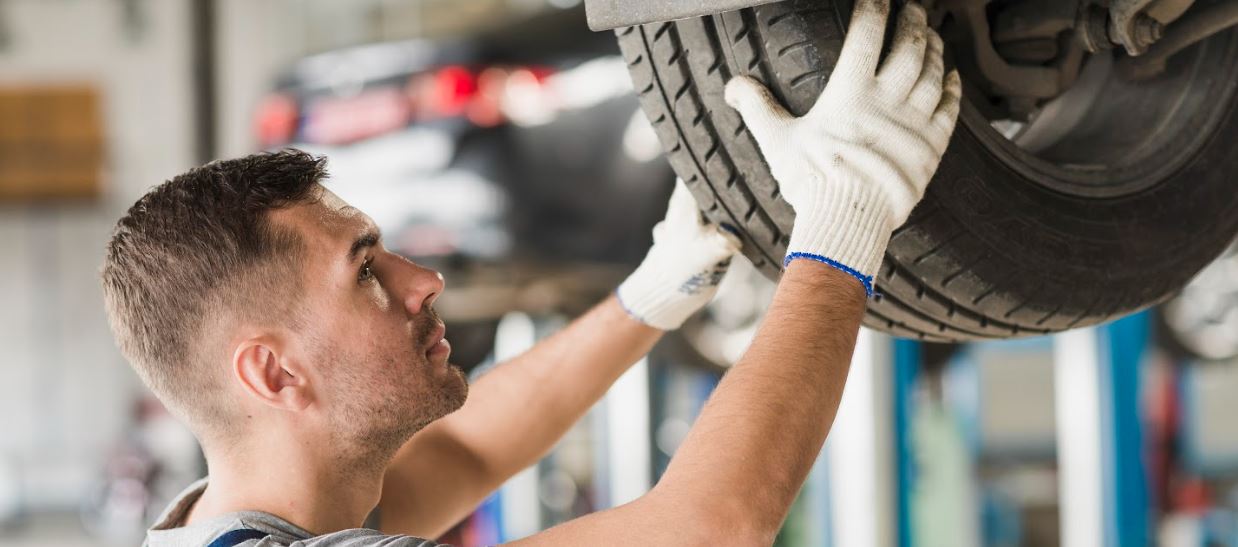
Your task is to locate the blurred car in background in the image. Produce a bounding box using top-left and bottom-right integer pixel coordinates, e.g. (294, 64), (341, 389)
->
(254, 8), (676, 372)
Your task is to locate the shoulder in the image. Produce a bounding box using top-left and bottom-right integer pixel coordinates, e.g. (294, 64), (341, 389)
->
(184, 526), (446, 547)
(290, 528), (448, 546)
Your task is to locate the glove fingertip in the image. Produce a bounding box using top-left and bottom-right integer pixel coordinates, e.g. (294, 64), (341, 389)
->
(725, 76), (791, 121)
(723, 76), (758, 111)
(667, 181), (697, 212)
(945, 68), (963, 91)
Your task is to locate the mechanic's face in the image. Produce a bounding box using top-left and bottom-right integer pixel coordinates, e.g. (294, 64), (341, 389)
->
(278, 188), (467, 457)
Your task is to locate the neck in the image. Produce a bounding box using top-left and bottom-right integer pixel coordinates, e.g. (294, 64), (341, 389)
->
(189, 427), (389, 535)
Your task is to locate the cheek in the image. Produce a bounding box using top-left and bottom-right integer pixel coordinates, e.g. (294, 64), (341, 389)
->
(314, 297), (400, 360)
(337, 284), (397, 328)
(362, 282), (394, 312)
(324, 287), (418, 369)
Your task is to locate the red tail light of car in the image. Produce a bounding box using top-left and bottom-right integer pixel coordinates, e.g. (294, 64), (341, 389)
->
(254, 93), (299, 148)
(254, 64), (558, 147)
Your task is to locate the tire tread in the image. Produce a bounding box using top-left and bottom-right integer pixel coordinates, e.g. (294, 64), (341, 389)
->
(617, 0), (1238, 341)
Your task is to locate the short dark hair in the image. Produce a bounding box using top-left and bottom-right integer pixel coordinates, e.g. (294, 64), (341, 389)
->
(102, 149), (326, 432)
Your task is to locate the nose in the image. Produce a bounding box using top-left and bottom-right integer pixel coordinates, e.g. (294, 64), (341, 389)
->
(390, 254), (444, 315)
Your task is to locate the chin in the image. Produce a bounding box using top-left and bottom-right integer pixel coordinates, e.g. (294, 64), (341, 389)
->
(440, 363), (469, 412)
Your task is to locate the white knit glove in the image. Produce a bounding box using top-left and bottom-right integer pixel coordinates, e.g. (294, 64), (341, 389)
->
(617, 180), (743, 330)
(724, 0), (961, 296)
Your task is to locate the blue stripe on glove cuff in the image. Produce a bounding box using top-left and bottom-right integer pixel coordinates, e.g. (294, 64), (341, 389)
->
(784, 252), (874, 297)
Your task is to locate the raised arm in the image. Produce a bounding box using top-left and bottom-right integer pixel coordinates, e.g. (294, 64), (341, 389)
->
(379, 182), (741, 538)
(513, 0), (962, 543)
(506, 261), (866, 545)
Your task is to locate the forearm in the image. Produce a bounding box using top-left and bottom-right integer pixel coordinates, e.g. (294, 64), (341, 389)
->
(438, 295), (661, 477)
(652, 260), (866, 538)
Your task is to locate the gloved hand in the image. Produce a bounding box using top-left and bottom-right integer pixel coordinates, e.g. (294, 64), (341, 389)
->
(617, 180), (743, 330)
(724, 0), (962, 296)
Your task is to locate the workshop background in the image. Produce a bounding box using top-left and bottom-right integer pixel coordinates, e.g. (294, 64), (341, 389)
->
(1, 1), (1237, 546)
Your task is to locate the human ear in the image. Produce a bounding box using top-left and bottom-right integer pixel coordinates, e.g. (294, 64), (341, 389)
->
(232, 336), (313, 411)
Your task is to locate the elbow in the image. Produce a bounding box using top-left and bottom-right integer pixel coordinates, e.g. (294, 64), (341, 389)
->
(699, 524), (774, 546)
(654, 491), (776, 546)
(700, 506), (778, 545)
(692, 514), (775, 545)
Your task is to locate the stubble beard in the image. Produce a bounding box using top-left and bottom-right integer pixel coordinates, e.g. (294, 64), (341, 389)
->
(326, 343), (470, 468)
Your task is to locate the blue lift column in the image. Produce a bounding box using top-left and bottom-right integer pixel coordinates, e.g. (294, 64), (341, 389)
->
(892, 338), (920, 547)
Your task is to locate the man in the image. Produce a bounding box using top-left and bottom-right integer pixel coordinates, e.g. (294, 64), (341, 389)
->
(102, 1), (959, 545)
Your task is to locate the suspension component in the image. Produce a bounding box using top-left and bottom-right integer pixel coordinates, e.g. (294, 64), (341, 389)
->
(1077, 4), (1116, 52)
(1120, 0), (1238, 78)
(1109, 0), (1169, 54)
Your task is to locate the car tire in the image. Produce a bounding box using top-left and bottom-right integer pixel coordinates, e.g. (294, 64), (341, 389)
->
(615, 0), (1238, 341)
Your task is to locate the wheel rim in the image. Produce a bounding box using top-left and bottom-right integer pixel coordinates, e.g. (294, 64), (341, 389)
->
(964, 27), (1238, 198)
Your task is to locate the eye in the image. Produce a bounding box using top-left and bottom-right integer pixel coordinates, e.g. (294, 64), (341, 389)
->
(358, 257), (376, 283)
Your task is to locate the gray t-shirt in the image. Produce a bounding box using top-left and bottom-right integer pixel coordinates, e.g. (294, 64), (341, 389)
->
(144, 478), (447, 547)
